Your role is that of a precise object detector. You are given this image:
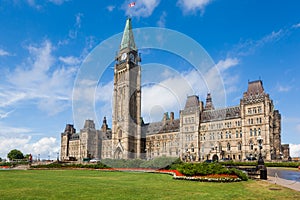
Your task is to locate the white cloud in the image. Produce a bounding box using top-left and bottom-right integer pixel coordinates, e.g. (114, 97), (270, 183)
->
(0, 49), (10, 56)
(48, 0), (69, 5)
(59, 56), (81, 65)
(277, 84), (292, 92)
(177, 0), (212, 14)
(1, 40), (76, 116)
(292, 23), (300, 29)
(107, 5), (115, 12)
(157, 11), (167, 28)
(124, 0), (160, 18)
(91, 57), (239, 124)
(0, 110), (15, 119)
(0, 137), (31, 159)
(25, 137), (60, 158)
(0, 123), (32, 137)
(259, 30), (284, 44)
(26, 0), (68, 9)
(140, 58), (238, 122)
(69, 13), (84, 39)
(289, 144), (300, 157)
(231, 29), (286, 57)
(0, 89), (27, 108)
(0, 136), (59, 160)
(215, 57), (239, 71)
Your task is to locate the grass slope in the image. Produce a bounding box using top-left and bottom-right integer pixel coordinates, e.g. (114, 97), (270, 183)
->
(0, 170), (299, 199)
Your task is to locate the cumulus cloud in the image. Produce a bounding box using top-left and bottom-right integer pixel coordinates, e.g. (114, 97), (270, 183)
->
(92, 57), (238, 123)
(289, 144), (300, 157)
(91, 57), (239, 124)
(0, 136), (59, 160)
(177, 0), (212, 14)
(124, 0), (160, 18)
(2, 40), (76, 115)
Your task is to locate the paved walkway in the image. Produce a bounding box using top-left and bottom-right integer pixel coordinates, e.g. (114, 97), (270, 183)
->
(266, 175), (300, 192)
(12, 165), (30, 170)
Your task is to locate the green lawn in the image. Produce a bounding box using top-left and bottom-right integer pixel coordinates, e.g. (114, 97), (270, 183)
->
(0, 170), (299, 199)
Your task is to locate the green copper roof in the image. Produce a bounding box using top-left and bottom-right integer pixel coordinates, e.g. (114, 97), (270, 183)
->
(120, 18), (136, 51)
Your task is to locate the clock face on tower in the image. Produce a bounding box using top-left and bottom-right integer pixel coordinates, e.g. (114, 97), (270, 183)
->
(129, 53), (135, 62)
(121, 53), (127, 61)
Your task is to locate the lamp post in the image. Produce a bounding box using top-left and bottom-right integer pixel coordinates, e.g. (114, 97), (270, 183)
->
(257, 136), (264, 166)
(214, 145), (218, 162)
(257, 136), (267, 180)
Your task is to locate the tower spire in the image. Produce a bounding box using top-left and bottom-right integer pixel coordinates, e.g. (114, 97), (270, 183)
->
(120, 18), (136, 51)
(205, 93), (214, 110)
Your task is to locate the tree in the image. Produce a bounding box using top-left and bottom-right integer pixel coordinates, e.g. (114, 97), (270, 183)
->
(0, 157), (2, 162)
(7, 149), (24, 160)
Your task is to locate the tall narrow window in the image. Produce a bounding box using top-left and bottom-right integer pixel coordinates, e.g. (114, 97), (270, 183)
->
(227, 143), (231, 151)
(238, 142), (242, 151)
(250, 128), (252, 136)
(250, 141), (254, 150)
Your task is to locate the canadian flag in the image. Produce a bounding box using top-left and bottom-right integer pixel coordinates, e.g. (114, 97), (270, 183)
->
(128, 2), (135, 7)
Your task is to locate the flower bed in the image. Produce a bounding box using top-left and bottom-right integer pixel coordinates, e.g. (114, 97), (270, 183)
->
(156, 169), (241, 182)
(97, 168), (241, 182)
(0, 166), (10, 169)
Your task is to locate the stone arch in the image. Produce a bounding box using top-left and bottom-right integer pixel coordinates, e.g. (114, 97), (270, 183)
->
(114, 147), (123, 159)
(212, 154), (219, 162)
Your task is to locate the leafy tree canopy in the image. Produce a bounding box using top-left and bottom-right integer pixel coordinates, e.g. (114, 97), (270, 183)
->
(7, 149), (24, 160)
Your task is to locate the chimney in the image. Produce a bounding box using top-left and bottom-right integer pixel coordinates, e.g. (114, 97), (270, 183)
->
(170, 112), (174, 121)
(163, 112), (169, 123)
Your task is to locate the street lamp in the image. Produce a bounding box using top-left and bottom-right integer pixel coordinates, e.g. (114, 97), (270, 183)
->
(257, 136), (267, 180)
(257, 136), (264, 166)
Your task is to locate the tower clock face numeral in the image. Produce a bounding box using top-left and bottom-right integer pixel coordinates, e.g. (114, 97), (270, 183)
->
(121, 53), (127, 60)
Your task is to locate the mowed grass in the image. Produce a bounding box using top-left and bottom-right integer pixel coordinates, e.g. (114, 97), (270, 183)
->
(0, 170), (299, 200)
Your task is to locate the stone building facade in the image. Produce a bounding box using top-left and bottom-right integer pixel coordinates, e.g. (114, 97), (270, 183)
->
(60, 18), (289, 162)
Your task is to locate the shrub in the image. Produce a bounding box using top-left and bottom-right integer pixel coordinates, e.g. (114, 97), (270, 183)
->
(176, 162), (248, 181)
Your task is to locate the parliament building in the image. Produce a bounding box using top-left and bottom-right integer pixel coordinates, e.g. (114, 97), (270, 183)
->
(60, 18), (290, 162)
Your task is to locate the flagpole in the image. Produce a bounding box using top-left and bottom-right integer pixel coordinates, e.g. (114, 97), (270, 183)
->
(128, 2), (135, 18)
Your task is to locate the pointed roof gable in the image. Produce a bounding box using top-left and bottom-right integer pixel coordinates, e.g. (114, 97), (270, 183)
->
(184, 95), (199, 109)
(244, 80), (265, 98)
(120, 18), (136, 51)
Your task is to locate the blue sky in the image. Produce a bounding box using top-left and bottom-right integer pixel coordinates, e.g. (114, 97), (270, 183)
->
(0, 0), (300, 159)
